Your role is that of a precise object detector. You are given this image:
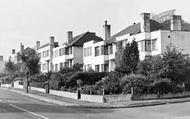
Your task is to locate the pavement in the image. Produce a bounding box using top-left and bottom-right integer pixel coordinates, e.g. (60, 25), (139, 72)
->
(2, 87), (190, 108)
(1, 87), (190, 119)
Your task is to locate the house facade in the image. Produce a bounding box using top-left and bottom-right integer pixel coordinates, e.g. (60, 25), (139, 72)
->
(83, 21), (115, 72)
(36, 31), (102, 73)
(0, 56), (5, 74)
(83, 10), (190, 72)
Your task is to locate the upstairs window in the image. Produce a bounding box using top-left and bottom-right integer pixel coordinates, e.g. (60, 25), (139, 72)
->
(101, 45), (108, 55)
(152, 39), (158, 51)
(42, 50), (49, 58)
(109, 45), (113, 55)
(95, 46), (100, 56)
(59, 48), (65, 56)
(141, 40), (151, 52)
(69, 47), (72, 54)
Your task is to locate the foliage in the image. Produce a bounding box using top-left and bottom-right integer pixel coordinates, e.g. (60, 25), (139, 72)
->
(82, 85), (96, 95)
(115, 40), (139, 74)
(67, 72), (106, 88)
(121, 74), (147, 95)
(76, 79), (83, 87)
(5, 60), (17, 75)
(60, 63), (83, 74)
(49, 72), (67, 90)
(158, 45), (190, 85)
(4, 60), (17, 82)
(72, 63), (83, 72)
(20, 48), (40, 76)
(137, 58), (152, 76)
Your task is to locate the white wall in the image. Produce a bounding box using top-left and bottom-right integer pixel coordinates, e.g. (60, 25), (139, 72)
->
(161, 30), (190, 55)
(73, 46), (83, 64)
(83, 40), (109, 71)
(37, 46), (50, 73)
(13, 81), (23, 89)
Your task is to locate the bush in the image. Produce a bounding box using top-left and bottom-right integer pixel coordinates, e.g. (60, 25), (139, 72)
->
(67, 72), (106, 88)
(121, 74), (146, 95)
(49, 72), (67, 90)
(30, 82), (45, 88)
(82, 85), (96, 95)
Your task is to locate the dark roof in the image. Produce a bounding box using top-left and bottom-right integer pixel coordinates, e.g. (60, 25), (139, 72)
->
(106, 23), (141, 44)
(39, 43), (49, 49)
(67, 32), (103, 47)
(39, 42), (59, 50)
(107, 18), (190, 44)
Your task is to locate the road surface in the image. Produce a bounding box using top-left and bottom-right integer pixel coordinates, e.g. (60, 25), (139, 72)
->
(0, 88), (190, 119)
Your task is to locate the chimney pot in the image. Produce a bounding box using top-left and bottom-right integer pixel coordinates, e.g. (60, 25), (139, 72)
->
(140, 13), (150, 32)
(67, 31), (73, 43)
(171, 15), (182, 31)
(12, 49), (15, 54)
(20, 43), (24, 53)
(103, 20), (111, 40)
(0, 56), (3, 61)
(36, 41), (40, 50)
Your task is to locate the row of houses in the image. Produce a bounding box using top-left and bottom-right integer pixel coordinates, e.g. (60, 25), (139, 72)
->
(10, 10), (190, 73)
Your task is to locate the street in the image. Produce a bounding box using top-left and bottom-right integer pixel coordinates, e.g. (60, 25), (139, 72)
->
(0, 88), (190, 119)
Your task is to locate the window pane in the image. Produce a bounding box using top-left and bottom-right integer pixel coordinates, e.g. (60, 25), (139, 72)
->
(145, 40), (151, 51)
(95, 46), (100, 56)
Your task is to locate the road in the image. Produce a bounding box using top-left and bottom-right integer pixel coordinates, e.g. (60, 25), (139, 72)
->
(0, 88), (190, 119)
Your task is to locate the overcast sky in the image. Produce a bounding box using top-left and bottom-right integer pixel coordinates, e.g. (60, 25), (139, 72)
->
(0, 0), (190, 60)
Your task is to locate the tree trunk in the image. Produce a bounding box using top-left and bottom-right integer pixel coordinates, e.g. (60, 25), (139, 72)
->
(26, 73), (29, 93)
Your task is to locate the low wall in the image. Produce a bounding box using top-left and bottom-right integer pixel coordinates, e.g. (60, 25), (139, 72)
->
(1, 84), (11, 88)
(132, 92), (190, 100)
(104, 94), (132, 103)
(50, 90), (77, 99)
(31, 87), (46, 93)
(81, 94), (103, 103)
(13, 81), (24, 89)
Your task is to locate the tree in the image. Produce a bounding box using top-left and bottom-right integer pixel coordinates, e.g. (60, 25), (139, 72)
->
(5, 60), (17, 83)
(115, 40), (139, 75)
(130, 40), (139, 73)
(158, 45), (190, 85)
(20, 48), (40, 93)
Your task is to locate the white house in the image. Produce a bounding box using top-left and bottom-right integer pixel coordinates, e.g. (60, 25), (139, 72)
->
(36, 36), (59, 73)
(83, 21), (114, 72)
(37, 31), (102, 73)
(52, 31), (102, 72)
(0, 56), (5, 74)
(84, 10), (190, 72)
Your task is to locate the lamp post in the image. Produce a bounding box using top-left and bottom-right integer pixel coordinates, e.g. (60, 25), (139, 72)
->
(26, 72), (29, 93)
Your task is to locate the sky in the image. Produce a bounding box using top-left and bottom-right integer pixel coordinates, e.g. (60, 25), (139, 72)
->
(0, 0), (190, 60)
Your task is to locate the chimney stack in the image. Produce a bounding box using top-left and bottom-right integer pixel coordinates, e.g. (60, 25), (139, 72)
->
(20, 43), (24, 53)
(103, 20), (111, 40)
(49, 36), (55, 72)
(67, 31), (73, 43)
(12, 49), (15, 54)
(140, 13), (150, 32)
(171, 15), (182, 31)
(36, 41), (40, 50)
(0, 56), (3, 61)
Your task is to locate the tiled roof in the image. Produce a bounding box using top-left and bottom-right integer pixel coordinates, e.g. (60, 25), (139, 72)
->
(39, 43), (49, 49)
(67, 32), (102, 47)
(106, 23), (141, 44)
(39, 42), (59, 50)
(106, 18), (190, 44)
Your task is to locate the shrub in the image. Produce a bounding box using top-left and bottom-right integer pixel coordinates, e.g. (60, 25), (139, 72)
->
(30, 82), (45, 88)
(67, 72), (106, 88)
(49, 72), (67, 90)
(121, 74), (146, 95)
(82, 85), (96, 95)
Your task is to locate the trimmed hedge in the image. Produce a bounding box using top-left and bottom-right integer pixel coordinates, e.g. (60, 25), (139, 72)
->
(67, 72), (107, 88)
